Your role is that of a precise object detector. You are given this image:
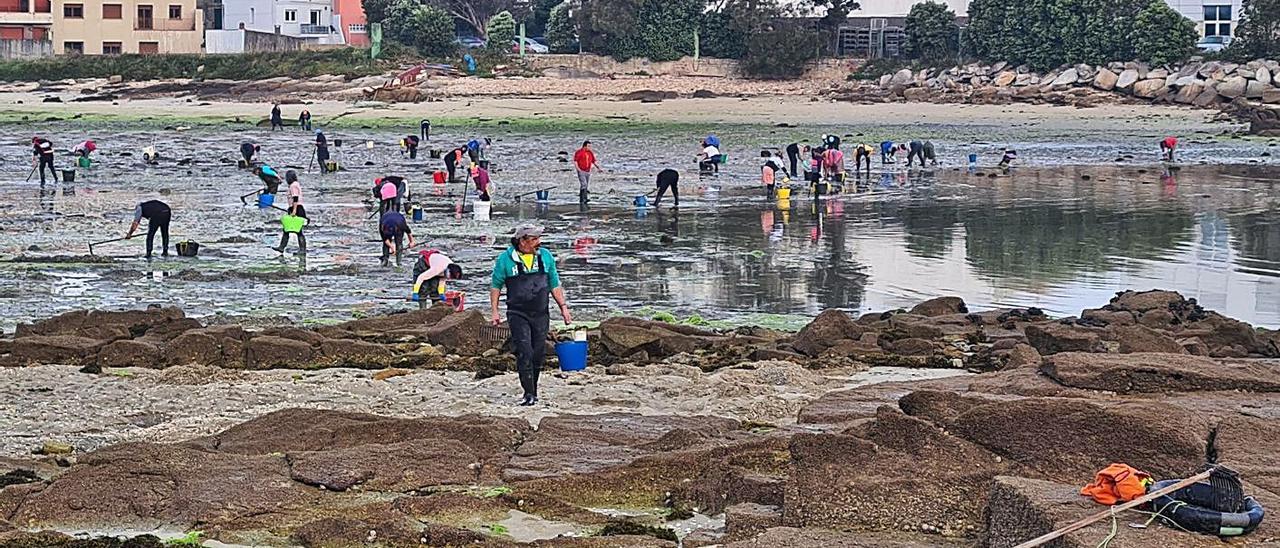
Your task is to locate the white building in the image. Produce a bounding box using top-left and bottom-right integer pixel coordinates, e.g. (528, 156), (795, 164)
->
(214, 0), (342, 47)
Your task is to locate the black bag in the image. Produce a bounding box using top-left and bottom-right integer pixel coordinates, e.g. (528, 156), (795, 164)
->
(176, 240), (200, 257)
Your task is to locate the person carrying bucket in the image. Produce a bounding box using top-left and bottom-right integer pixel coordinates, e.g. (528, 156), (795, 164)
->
(411, 249), (463, 306)
(31, 136), (57, 184)
(378, 209), (414, 267)
(489, 226), (572, 406)
(125, 200), (171, 259)
(472, 164), (492, 201)
(273, 202), (308, 255)
(286, 170), (302, 206)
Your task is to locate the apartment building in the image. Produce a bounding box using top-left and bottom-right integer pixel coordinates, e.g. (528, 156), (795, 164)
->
(52, 0), (203, 53)
(842, 0), (1242, 37)
(331, 0), (362, 45)
(0, 0), (51, 40)
(219, 0), (343, 45)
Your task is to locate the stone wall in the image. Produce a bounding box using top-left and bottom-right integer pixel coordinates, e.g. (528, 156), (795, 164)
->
(842, 58), (1280, 109)
(521, 53), (857, 80)
(0, 39), (52, 60)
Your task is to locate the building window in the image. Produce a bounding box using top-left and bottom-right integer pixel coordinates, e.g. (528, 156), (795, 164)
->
(63, 41), (83, 54)
(136, 4), (152, 28)
(284, 9), (295, 22)
(102, 41), (122, 54)
(1204, 5), (1232, 36)
(348, 23), (365, 33)
(62, 3), (82, 17)
(102, 4), (121, 18)
(138, 41), (158, 54)
(168, 4), (180, 18)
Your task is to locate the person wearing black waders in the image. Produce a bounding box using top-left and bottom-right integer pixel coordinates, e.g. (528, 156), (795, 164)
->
(255, 164), (283, 195)
(274, 202), (308, 255)
(490, 226), (573, 406)
(32, 136), (56, 183)
(270, 104), (284, 131)
(125, 200), (171, 259)
(315, 130), (331, 174)
(240, 142), (260, 166)
(378, 209), (415, 267)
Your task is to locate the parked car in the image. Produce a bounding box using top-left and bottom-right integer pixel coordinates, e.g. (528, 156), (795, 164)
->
(512, 37), (549, 54)
(1197, 35), (1233, 52)
(455, 36), (486, 49)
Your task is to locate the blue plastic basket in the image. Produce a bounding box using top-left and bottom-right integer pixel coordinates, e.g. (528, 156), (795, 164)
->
(258, 193), (275, 208)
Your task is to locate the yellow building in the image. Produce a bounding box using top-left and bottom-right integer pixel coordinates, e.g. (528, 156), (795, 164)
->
(52, 0), (203, 54)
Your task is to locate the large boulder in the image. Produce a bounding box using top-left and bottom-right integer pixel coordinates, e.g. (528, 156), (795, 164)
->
(14, 306), (186, 339)
(423, 309), (494, 356)
(314, 307), (451, 340)
(244, 335), (315, 369)
(790, 310), (862, 357)
(1092, 68), (1118, 91)
(164, 325), (247, 366)
(1050, 69), (1079, 87)
(599, 318), (665, 357)
(317, 338), (395, 368)
(949, 398), (1208, 481)
(784, 407), (1016, 536)
(1246, 78), (1268, 99)
(1024, 323), (1105, 355)
(1108, 325), (1185, 354)
(994, 71), (1017, 86)
(889, 69), (915, 86)
(1218, 75), (1248, 98)
(10, 335), (106, 365)
(908, 296), (967, 317)
(1042, 352), (1280, 393)
(1132, 79), (1167, 98)
(96, 339), (162, 368)
(1115, 68), (1140, 90)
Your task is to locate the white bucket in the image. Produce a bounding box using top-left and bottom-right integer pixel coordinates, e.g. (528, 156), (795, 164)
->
(573, 329), (587, 342)
(473, 199), (491, 221)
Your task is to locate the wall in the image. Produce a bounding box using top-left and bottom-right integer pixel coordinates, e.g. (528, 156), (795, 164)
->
(331, 0), (362, 45)
(52, 0), (204, 53)
(0, 37), (51, 57)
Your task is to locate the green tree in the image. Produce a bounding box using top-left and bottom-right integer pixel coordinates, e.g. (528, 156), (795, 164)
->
(1132, 1), (1197, 66)
(740, 19), (817, 78)
(577, 0), (702, 61)
(700, 0), (777, 59)
(965, 0), (1155, 70)
(362, 0), (393, 24)
(903, 1), (957, 62)
(383, 0), (456, 56)
(1228, 0), (1280, 60)
(486, 10), (517, 53)
(524, 0), (561, 37)
(545, 1), (577, 53)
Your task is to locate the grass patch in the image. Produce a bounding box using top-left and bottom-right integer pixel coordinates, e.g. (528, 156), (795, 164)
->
(164, 531), (203, 546)
(483, 523), (509, 536)
(481, 486), (513, 498)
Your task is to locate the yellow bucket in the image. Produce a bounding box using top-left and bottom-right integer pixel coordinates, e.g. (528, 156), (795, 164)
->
(776, 186), (792, 200)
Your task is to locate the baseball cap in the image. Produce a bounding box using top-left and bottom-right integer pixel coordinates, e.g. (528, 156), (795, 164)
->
(515, 226), (544, 239)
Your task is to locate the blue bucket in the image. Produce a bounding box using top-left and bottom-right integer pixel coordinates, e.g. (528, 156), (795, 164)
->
(968, 153), (978, 166)
(555, 341), (588, 371)
(535, 190), (550, 202)
(411, 205), (423, 221)
(634, 195), (648, 207)
(258, 193), (275, 208)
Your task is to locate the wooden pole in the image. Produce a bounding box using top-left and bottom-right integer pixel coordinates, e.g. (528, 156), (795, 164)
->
(1014, 468), (1215, 548)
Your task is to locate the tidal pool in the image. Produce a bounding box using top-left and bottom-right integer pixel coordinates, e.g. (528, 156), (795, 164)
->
(2, 123), (1279, 332)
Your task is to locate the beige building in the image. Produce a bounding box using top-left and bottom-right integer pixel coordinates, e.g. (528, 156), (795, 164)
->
(52, 0), (202, 54)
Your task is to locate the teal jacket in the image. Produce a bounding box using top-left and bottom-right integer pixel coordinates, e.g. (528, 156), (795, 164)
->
(491, 246), (561, 290)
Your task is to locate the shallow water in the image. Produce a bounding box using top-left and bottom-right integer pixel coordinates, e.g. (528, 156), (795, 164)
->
(2, 124), (1280, 332)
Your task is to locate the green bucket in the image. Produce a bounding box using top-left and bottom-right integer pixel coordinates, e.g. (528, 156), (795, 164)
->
(281, 214), (306, 233)
(77, 156), (91, 168)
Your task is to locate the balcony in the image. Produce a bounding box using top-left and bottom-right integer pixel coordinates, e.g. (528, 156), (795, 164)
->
(299, 23), (329, 35)
(135, 17), (196, 31)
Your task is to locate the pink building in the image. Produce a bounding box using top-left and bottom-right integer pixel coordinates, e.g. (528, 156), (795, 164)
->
(332, 0), (363, 45)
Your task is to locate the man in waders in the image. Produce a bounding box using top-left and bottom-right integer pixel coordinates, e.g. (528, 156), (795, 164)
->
(490, 226), (572, 406)
(32, 136), (56, 183)
(574, 141), (601, 203)
(411, 249), (463, 305)
(125, 200), (171, 259)
(270, 104), (284, 131)
(240, 142), (260, 166)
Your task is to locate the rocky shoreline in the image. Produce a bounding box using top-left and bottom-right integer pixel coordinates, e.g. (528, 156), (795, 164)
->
(1, 290), (1279, 546)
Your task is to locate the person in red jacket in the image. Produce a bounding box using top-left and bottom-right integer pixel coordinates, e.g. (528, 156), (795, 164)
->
(573, 140), (601, 203)
(1160, 136), (1178, 162)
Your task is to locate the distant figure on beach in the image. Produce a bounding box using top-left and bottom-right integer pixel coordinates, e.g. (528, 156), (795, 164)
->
(373, 176), (404, 215)
(853, 143), (874, 175)
(402, 135), (420, 159)
(761, 150), (779, 198)
(489, 226), (573, 406)
(270, 104), (284, 131)
(574, 141), (601, 203)
(999, 148), (1018, 168)
(72, 140), (96, 161)
(315, 130), (331, 174)
(443, 145), (468, 182)
(472, 164), (492, 201)
(880, 140), (896, 164)
(298, 110), (312, 131)
(379, 209), (414, 267)
(240, 142), (259, 166)
(31, 136), (56, 183)
(697, 139), (722, 174)
(785, 142), (802, 178)
(906, 140), (925, 167)
(922, 141), (937, 166)
(274, 202), (307, 255)
(1160, 136), (1178, 162)
(823, 133), (841, 151)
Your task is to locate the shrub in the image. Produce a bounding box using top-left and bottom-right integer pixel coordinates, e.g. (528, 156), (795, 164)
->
(0, 49), (381, 82)
(903, 1), (958, 62)
(383, 0), (455, 56)
(577, 0), (701, 61)
(486, 10), (517, 54)
(966, 0), (1155, 70)
(1132, 1), (1198, 66)
(545, 1), (577, 53)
